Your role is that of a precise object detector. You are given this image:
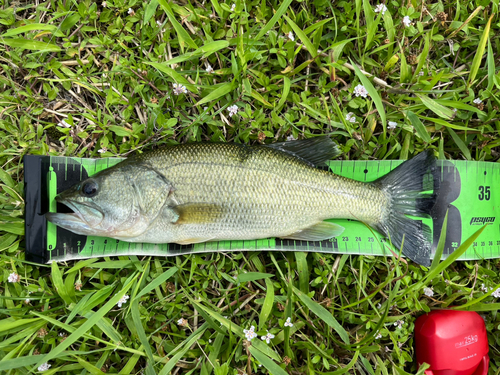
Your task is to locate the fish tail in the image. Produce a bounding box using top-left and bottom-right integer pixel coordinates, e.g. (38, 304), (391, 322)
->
(373, 151), (436, 266)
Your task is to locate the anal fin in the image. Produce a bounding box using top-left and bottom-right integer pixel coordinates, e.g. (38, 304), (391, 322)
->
(280, 221), (344, 241)
(176, 237), (216, 245)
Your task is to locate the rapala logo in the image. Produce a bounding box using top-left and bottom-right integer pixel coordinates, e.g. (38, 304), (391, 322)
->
(470, 217), (495, 225)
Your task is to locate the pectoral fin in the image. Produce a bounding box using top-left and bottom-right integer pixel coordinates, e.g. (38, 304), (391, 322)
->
(172, 203), (225, 225)
(281, 221), (344, 241)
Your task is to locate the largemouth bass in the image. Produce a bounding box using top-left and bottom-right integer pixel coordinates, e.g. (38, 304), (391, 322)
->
(46, 137), (437, 265)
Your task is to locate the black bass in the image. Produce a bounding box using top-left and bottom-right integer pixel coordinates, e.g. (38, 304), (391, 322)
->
(46, 137), (436, 265)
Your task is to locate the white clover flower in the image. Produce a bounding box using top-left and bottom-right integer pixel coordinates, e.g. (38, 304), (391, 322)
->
(243, 325), (258, 341)
(403, 16), (411, 27)
(287, 31), (294, 42)
(230, 3), (236, 11)
(345, 112), (356, 123)
(375, 331), (382, 339)
(206, 63), (214, 73)
(388, 121), (397, 130)
(117, 294), (129, 308)
(8, 272), (20, 283)
(473, 98), (483, 104)
(284, 317), (293, 327)
(394, 320), (404, 329)
(128, 8), (134, 15)
(98, 148), (107, 153)
(102, 1), (107, 7)
(286, 135), (296, 141)
(38, 363), (51, 372)
(227, 104), (239, 117)
(354, 84), (369, 98)
(480, 283), (492, 293)
(423, 287), (434, 297)
(261, 330), (275, 344)
(418, 71), (424, 76)
(177, 318), (188, 326)
(173, 83), (188, 95)
(492, 288), (500, 298)
(25, 298), (30, 304)
(374, 4), (388, 15)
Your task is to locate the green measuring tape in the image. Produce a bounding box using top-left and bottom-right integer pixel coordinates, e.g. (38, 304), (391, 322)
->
(24, 154), (498, 264)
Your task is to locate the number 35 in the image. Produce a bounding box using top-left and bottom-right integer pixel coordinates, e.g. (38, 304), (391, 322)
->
(478, 186), (490, 201)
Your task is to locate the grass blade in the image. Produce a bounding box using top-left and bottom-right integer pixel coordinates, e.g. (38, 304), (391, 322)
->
(51, 262), (74, 305)
(144, 0), (159, 25)
(236, 272), (274, 283)
(486, 38), (495, 92)
(146, 62), (197, 92)
(292, 286), (350, 344)
(294, 252), (309, 294)
(195, 81), (235, 107)
(448, 128), (471, 160)
(284, 16), (317, 58)
(134, 266), (178, 301)
(0, 356), (46, 371)
(1, 24), (59, 37)
(248, 346), (288, 375)
(430, 211), (448, 270)
(158, 323), (208, 375)
(255, 0), (293, 41)
(467, 14), (493, 87)
(416, 94), (454, 119)
(165, 41), (229, 65)
(350, 59), (386, 130)
(33, 275), (137, 370)
(414, 33), (430, 79)
(131, 298), (155, 364)
(157, 0), (198, 51)
(0, 38), (61, 52)
(406, 110), (431, 143)
(258, 278), (274, 330)
(432, 100), (485, 114)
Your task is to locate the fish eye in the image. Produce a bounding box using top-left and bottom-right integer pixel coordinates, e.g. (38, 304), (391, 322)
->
(81, 180), (98, 197)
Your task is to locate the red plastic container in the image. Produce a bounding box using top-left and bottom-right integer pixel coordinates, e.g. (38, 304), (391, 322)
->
(415, 310), (489, 375)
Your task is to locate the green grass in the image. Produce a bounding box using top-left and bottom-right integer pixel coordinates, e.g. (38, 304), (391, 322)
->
(1, 0), (500, 374)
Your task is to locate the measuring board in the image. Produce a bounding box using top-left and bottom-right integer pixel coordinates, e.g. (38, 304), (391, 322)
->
(24, 154), (500, 264)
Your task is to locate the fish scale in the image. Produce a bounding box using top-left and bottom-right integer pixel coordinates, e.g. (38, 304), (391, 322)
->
(113, 142), (388, 242)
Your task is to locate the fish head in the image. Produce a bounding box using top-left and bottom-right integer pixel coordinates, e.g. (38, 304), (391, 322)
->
(46, 168), (150, 238)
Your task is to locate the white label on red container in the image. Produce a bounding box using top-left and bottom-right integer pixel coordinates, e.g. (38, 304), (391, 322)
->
(459, 353), (477, 361)
(455, 335), (478, 348)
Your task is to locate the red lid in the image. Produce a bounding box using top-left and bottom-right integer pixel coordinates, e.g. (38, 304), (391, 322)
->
(415, 310), (489, 375)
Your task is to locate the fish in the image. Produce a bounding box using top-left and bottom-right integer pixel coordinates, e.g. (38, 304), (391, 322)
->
(45, 137), (437, 266)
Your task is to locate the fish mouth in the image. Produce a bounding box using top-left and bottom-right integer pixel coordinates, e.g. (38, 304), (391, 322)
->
(45, 196), (104, 236)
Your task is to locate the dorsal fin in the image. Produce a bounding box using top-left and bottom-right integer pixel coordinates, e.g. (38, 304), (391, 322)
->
(264, 136), (341, 166)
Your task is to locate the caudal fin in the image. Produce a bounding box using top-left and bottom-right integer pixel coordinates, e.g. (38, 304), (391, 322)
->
(373, 151), (436, 266)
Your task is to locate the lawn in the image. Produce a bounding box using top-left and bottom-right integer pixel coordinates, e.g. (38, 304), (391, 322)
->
(1, 0), (500, 374)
